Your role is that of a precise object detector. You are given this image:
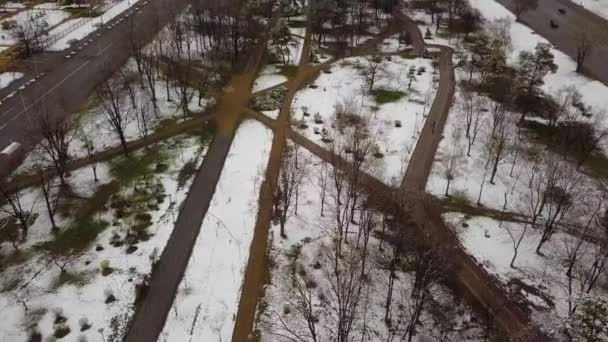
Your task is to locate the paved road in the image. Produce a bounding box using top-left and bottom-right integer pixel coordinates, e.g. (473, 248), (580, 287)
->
(497, 0), (608, 85)
(400, 45), (454, 192)
(0, 0), (192, 154)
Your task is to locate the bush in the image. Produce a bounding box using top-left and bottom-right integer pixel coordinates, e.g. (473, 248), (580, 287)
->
(177, 159), (198, 189)
(371, 89), (406, 104)
(100, 260), (113, 276)
(1, 20), (16, 30)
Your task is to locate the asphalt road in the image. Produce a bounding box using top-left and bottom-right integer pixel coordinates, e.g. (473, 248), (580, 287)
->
(497, 0), (608, 85)
(0, 0), (192, 154)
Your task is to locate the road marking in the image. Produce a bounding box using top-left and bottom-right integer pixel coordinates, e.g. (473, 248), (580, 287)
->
(96, 42), (113, 56)
(9, 60), (91, 122)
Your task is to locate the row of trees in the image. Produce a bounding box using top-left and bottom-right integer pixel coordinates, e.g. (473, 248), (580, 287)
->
(267, 101), (464, 340)
(0, 2), (262, 247)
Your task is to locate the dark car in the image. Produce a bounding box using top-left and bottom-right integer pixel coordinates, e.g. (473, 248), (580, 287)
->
(550, 19), (559, 28)
(558, 8), (566, 15)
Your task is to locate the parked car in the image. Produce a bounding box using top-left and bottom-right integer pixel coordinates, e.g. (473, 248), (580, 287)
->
(558, 8), (566, 15)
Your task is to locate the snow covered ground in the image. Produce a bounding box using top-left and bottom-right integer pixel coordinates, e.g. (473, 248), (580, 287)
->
(0, 7), (71, 46)
(14, 59), (213, 175)
(46, 0), (140, 51)
(445, 212), (608, 335)
(0, 134), (208, 342)
(570, 0), (608, 20)
(158, 120), (273, 342)
(253, 65), (288, 93)
(469, 0), (608, 128)
(257, 149), (485, 341)
(0, 71), (22, 89)
(292, 55), (438, 185)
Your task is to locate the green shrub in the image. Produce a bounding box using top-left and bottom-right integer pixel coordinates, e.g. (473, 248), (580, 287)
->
(371, 89), (406, 104)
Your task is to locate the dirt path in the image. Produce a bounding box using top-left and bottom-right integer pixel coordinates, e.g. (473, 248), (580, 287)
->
(123, 28), (269, 342)
(231, 18), (412, 340)
(400, 45), (455, 192)
(2, 112), (215, 194)
(242, 13), (550, 339)
(231, 23), (316, 342)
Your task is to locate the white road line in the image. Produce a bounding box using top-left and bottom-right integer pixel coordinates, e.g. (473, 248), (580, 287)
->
(96, 42), (114, 56)
(9, 60), (91, 122)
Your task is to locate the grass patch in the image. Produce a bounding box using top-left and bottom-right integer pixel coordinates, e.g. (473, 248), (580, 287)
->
(52, 271), (89, 289)
(110, 147), (167, 184)
(371, 88), (406, 104)
(445, 190), (473, 208)
(38, 220), (109, 256)
(525, 120), (608, 180)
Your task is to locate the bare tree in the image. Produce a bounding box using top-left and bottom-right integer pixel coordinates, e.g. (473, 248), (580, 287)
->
(12, 13), (48, 57)
(135, 95), (153, 140)
(36, 109), (73, 186)
(80, 130), (99, 182)
(443, 126), (463, 196)
(575, 28), (594, 74)
(535, 162), (583, 254)
(317, 161), (329, 217)
(0, 186), (33, 242)
(460, 90), (486, 157)
(486, 102), (513, 184)
(405, 246), (444, 342)
(359, 55), (385, 92)
(271, 268), (319, 342)
(562, 199), (601, 314)
(32, 158), (60, 232)
(97, 76), (131, 156)
(141, 43), (161, 118)
(549, 86), (581, 128)
(505, 221), (529, 268)
(275, 144), (307, 238)
(321, 238), (367, 342)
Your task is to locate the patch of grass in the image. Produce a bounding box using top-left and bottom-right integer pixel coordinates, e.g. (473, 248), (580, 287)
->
(38, 220), (109, 255)
(110, 147), (167, 184)
(525, 120), (608, 180)
(446, 190), (473, 208)
(52, 271), (89, 289)
(371, 88), (406, 104)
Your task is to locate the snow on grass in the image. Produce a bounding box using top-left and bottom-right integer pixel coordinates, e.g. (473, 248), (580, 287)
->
(570, 0), (608, 20)
(14, 59), (214, 175)
(469, 0), (608, 127)
(0, 7), (71, 45)
(46, 0), (140, 51)
(257, 149), (484, 341)
(253, 65), (288, 93)
(0, 134), (208, 342)
(159, 120), (273, 342)
(292, 55), (438, 185)
(445, 212), (608, 334)
(0, 71), (23, 89)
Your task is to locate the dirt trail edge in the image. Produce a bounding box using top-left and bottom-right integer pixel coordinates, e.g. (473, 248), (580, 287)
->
(231, 21), (316, 342)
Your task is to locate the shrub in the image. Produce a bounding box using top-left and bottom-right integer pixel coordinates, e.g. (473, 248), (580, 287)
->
(371, 89), (406, 104)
